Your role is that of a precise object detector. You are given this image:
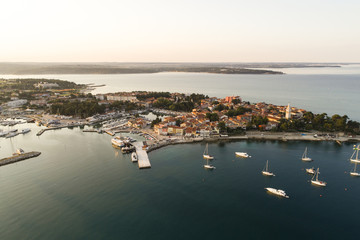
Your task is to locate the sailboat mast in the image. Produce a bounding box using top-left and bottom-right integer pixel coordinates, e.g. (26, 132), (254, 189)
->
(316, 168), (319, 181)
(356, 145), (359, 160)
(266, 160), (269, 171)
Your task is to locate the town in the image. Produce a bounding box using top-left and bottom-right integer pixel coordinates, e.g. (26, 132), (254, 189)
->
(1, 78), (359, 142)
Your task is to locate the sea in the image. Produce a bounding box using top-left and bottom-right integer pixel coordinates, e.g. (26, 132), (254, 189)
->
(0, 65), (360, 239)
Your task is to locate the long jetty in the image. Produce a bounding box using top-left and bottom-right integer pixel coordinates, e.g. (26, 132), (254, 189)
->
(133, 142), (151, 169)
(0, 151), (41, 167)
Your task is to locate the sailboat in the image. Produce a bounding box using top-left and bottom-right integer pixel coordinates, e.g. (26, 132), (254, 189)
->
(306, 167), (316, 174)
(203, 157), (215, 170)
(350, 163), (360, 177)
(311, 168), (326, 186)
(262, 160), (275, 176)
(302, 147), (312, 162)
(350, 145), (360, 163)
(203, 143), (214, 160)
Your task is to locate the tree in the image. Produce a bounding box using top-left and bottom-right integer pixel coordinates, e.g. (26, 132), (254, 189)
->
(218, 121), (226, 132)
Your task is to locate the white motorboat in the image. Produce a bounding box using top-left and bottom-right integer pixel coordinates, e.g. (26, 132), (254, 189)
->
(6, 132), (18, 138)
(203, 143), (214, 160)
(265, 188), (289, 198)
(21, 128), (31, 134)
(350, 163), (360, 177)
(235, 152), (251, 158)
(262, 160), (275, 176)
(350, 145), (360, 163)
(311, 168), (327, 186)
(0, 131), (9, 137)
(301, 147), (312, 161)
(131, 152), (138, 162)
(306, 167), (316, 174)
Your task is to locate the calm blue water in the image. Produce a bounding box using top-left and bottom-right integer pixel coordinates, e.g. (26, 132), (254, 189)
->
(1, 64), (360, 120)
(0, 124), (359, 239)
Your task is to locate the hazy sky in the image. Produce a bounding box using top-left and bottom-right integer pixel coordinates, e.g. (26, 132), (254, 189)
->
(1, 0), (359, 62)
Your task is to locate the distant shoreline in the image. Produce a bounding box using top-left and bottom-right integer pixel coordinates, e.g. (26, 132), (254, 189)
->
(0, 62), (347, 75)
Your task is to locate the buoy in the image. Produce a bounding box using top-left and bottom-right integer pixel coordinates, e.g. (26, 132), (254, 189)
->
(345, 188), (347, 191)
(320, 195), (322, 197)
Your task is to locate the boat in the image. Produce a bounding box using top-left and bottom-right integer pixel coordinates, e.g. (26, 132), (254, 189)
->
(301, 147), (312, 161)
(6, 132), (18, 138)
(235, 152), (251, 158)
(262, 160), (275, 176)
(0, 131), (9, 137)
(265, 188), (289, 198)
(306, 167), (316, 174)
(203, 157), (215, 170)
(350, 145), (360, 163)
(131, 152), (138, 162)
(16, 148), (25, 155)
(111, 136), (125, 147)
(350, 163), (360, 177)
(21, 128), (31, 134)
(203, 143), (214, 160)
(311, 168), (327, 186)
(35, 120), (42, 126)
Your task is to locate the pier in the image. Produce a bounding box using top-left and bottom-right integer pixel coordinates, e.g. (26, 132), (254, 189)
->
(133, 142), (151, 169)
(0, 151), (41, 167)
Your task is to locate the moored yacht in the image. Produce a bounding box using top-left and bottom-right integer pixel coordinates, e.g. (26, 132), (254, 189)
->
(262, 160), (275, 176)
(306, 167), (316, 174)
(203, 143), (214, 160)
(111, 136), (124, 147)
(131, 152), (138, 162)
(350, 163), (360, 177)
(265, 188), (289, 198)
(301, 147), (312, 161)
(350, 145), (360, 163)
(311, 168), (327, 186)
(235, 152), (251, 158)
(21, 128), (31, 134)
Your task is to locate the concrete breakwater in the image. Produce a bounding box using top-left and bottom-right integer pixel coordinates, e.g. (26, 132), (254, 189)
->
(146, 133), (360, 153)
(0, 151), (41, 167)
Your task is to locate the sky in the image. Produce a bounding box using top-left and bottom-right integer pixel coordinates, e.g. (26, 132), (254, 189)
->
(0, 0), (359, 62)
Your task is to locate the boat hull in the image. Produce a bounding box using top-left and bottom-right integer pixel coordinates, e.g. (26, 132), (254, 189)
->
(235, 152), (250, 158)
(350, 159), (360, 163)
(311, 180), (327, 186)
(204, 165), (215, 170)
(350, 172), (360, 177)
(262, 171), (275, 176)
(302, 157), (312, 162)
(203, 155), (214, 160)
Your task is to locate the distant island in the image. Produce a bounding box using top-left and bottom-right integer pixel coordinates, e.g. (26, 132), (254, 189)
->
(0, 62), (346, 75)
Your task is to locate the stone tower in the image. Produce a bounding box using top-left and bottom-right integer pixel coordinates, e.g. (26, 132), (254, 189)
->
(285, 103), (291, 119)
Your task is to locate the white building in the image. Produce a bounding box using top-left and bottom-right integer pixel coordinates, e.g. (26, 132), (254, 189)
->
(7, 99), (28, 108)
(285, 103), (291, 119)
(34, 82), (59, 89)
(107, 94), (137, 102)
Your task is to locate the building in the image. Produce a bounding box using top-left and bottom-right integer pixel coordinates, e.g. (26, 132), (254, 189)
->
(285, 103), (291, 119)
(7, 99), (28, 108)
(34, 82), (59, 89)
(107, 94), (137, 102)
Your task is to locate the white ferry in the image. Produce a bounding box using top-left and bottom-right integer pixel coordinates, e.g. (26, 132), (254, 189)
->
(111, 137), (125, 147)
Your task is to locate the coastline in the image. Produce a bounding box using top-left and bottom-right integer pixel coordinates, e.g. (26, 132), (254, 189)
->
(146, 131), (360, 153)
